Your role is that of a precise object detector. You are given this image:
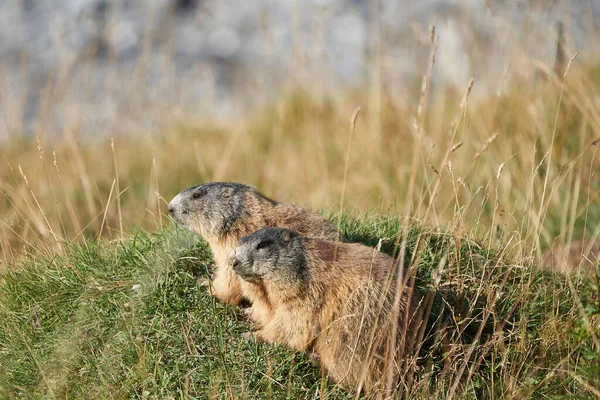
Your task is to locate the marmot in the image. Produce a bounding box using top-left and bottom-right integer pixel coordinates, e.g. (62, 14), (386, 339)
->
(229, 227), (422, 394)
(542, 239), (599, 276)
(168, 182), (342, 310)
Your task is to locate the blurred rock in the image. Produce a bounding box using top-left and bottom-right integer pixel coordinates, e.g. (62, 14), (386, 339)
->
(0, 0), (598, 138)
(173, 0), (198, 13)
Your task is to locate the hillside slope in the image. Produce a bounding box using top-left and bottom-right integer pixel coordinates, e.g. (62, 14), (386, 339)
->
(1, 216), (599, 399)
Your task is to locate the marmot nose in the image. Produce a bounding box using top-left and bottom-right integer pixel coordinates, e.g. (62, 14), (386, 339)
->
(168, 206), (175, 215)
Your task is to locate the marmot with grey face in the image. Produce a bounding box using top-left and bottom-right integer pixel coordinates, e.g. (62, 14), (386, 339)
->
(168, 182), (342, 312)
(229, 227), (422, 394)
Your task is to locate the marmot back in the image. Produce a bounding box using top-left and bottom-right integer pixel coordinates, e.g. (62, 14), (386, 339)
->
(230, 228), (422, 395)
(168, 182), (342, 307)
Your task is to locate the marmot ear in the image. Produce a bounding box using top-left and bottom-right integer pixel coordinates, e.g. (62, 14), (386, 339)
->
(222, 187), (235, 198)
(280, 230), (292, 244)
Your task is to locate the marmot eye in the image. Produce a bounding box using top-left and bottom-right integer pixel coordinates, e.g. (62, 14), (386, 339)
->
(256, 240), (273, 250)
(192, 191), (202, 199)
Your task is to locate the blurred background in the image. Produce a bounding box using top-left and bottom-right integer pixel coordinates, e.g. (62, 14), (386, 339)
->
(1, 0), (599, 264)
(1, 0), (599, 133)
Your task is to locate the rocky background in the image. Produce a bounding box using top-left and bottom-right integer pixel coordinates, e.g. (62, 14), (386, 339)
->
(0, 0), (598, 138)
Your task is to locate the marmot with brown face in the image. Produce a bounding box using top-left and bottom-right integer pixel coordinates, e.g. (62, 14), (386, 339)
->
(168, 182), (342, 313)
(229, 227), (422, 394)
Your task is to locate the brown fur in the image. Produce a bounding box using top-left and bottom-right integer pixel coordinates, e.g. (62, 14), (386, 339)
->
(169, 183), (341, 309)
(542, 239), (600, 276)
(234, 232), (422, 394)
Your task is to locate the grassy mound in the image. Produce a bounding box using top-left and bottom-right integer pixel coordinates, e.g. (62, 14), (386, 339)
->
(1, 215), (599, 399)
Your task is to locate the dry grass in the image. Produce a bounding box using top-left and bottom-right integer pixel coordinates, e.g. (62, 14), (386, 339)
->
(1, 62), (599, 267)
(1, 12), (600, 398)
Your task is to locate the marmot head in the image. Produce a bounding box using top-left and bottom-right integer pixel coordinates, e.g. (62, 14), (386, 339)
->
(228, 228), (308, 285)
(168, 182), (255, 238)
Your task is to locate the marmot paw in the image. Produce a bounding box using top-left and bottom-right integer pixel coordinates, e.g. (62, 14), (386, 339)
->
(242, 330), (266, 343)
(197, 277), (211, 287)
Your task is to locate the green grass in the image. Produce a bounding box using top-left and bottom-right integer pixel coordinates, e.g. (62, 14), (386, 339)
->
(0, 225), (346, 399)
(1, 215), (599, 399)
